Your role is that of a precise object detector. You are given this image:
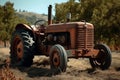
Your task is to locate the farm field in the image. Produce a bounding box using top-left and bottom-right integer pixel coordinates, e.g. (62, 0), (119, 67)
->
(0, 47), (120, 80)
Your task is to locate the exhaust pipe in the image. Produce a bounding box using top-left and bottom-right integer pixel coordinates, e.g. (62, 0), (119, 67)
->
(48, 5), (52, 25)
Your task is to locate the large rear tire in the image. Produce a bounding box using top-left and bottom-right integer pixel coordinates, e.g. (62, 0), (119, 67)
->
(10, 29), (35, 67)
(89, 44), (112, 70)
(50, 44), (67, 72)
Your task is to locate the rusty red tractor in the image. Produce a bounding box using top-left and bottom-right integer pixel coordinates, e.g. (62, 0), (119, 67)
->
(10, 5), (111, 72)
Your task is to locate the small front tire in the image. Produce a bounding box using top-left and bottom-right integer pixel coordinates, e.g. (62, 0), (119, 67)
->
(50, 44), (67, 72)
(89, 44), (112, 70)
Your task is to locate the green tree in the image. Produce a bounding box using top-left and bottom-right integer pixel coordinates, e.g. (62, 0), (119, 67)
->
(91, 0), (120, 48)
(0, 1), (28, 47)
(0, 5), (4, 31)
(55, 3), (67, 22)
(78, 0), (99, 21)
(1, 2), (17, 47)
(55, 0), (80, 22)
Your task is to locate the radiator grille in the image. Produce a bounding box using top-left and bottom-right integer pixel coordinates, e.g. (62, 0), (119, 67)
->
(76, 27), (94, 49)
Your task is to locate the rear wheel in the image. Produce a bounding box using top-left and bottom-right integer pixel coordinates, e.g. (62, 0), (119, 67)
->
(10, 29), (35, 67)
(89, 44), (112, 70)
(50, 44), (67, 72)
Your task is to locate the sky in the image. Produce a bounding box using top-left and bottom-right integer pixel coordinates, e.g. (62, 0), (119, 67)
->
(0, 0), (69, 15)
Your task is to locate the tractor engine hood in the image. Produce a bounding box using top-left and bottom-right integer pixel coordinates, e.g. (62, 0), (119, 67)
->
(46, 22), (94, 33)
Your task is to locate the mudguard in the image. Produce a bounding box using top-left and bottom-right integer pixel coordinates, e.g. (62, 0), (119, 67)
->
(15, 24), (32, 30)
(15, 23), (38, 31)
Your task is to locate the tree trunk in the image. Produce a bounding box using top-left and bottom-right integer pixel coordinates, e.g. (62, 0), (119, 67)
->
(4, 40), (6, 47)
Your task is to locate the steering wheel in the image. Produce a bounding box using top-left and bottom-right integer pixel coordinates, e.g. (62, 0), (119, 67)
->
(34, 20), (46, 28)
(34, 20), (46, 33)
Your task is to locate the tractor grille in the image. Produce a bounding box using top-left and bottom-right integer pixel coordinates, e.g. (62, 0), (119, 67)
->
(76, 27), (94, 49)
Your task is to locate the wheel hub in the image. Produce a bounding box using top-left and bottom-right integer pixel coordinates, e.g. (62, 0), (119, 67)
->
(53, 52), (60, 67)
(14, 36), (24, 60)
(17, 41), (23, 59)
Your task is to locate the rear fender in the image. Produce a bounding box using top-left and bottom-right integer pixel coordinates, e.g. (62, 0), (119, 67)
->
(15, 24), (36, 40)
(15, 24), (33, 31)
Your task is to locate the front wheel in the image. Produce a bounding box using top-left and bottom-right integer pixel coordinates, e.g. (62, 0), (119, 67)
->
(50, 44), (67, 72)
(89, 44), (112, 70)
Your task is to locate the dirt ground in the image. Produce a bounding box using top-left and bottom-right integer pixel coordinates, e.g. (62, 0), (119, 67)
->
(0, 47), (120, 80)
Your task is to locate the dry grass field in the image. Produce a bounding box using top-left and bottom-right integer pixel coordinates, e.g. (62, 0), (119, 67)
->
(0, 47), (120, 80)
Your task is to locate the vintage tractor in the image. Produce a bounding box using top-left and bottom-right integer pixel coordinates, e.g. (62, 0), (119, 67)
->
(10, 5), (111, 72)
